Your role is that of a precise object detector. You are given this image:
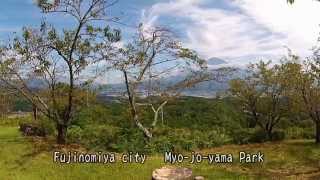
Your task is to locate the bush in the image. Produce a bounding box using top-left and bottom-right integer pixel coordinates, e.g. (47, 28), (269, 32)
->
(245, 129), (286, 143)
(18, 116), (56, 137)
(67, 125), (83, 143)
(147, 136), (174, 153)
(19, 123), (47, 137)
(301, 128), (315, 139)
(271, 130), (286, 141)
(248, 129), (269, 143)
(114, 127), (148, 153)
(231, 128), (254, 144)
(71, 104), (128, 128)
(67, 124), (120, 151)
(193, 130), (213, 149)
(204, 129), (232, 147)
(147, 127), (232, 153)
(285, 127), (314, 139)
(83, 125), (120, 150)
(38, 117), (56, 135)
(71, 105), (112, 127)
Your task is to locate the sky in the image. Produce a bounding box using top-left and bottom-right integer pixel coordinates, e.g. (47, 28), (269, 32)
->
(0, 0), (320, 83)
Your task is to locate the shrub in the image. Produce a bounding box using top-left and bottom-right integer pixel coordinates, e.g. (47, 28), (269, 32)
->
(285, 127), (314, 139)
(114, 127), (148, 153)
(68, 124), (148, 153)
(248, 129), (269, 143)
(247, 129), (286, 143)
(147, 136), (174, 153)
(206, 129), (232, 146)
(147, 127), (232, 153)
(301, 128), (315, 139)
(38, 117), (56, 135)
(67, 124), (120, 151)
(19, 123), (46, 137)
(231, 128), (254, 144)
(193, 130), (213, 149)
(271, 130), (286, 141)
(71, 105), (111, 127)
(82, 125), (120, 151)
(67, 125), (83, 143)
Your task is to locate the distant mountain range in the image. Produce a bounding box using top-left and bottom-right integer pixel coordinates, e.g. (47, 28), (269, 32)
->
(19, 57), (247, 99)
(99, 57), (247, 98)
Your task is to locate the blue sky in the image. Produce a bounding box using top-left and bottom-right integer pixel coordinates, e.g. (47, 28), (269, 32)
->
(0, 0), (320, 83)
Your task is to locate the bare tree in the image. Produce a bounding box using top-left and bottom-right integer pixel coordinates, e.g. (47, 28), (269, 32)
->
(108, 25), (210, 139)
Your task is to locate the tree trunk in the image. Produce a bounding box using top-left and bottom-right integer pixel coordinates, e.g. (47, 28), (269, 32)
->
(32, 104), (37, 121)
(57, 124), (67, 144)
(267, 128), (273, 141)
(123, 70), (153, 139)
(265, 123), (273, 141)
(134, 114), (153, 139)
(316, 121), (320, 144)
(151, 101), (167, 128)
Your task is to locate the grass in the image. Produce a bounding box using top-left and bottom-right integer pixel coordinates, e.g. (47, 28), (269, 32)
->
(0, 125), (320, 179)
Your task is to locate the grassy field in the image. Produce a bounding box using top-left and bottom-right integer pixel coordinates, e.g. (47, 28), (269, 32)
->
(0, 126), (320, 180)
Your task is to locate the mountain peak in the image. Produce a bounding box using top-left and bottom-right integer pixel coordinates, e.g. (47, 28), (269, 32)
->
(207, 57), (228, 65)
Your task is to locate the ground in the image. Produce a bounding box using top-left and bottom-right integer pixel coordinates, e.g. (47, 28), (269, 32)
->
(0, 126), (320, 179)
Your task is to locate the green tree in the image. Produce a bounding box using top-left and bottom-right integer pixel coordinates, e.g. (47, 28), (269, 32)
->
(0, 0), (119, 144)
(229, 67), (261, 128)
(230, 61), (288, 140)
(282, 51), (320, 143)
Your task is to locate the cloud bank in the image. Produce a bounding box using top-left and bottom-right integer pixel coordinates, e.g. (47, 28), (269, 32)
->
(141, 0), (320, 64)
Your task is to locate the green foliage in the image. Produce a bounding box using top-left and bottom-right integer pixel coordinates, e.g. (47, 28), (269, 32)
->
(64, 95), (305, 152)
(68, 124), (120, 151)
(67, 125), (83, 143)
(18, 116), (55, 137)
(38, 117), (56, 135)
(147, 127), (232, 153)
(232, 128), (286, 144)
(248, 129), (270, 143)
(71, 103), (128, 127)
(114, 127), (148, 153)
(66, 99), (238, 153)
(229, 61), (291, 141)
(285, 127), (314, 139)
(231, 128), (254, 144)
(147, 136), (174, 153)
(287, 0), (296, 4)
(271, 130), (286, 141)
(0, 115), (32, 127)
(13, 98), (32, 112)
(13, 94), (317, 152)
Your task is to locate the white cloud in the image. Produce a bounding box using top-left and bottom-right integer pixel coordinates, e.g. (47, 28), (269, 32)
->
(141, 0), (320, 64)
(140, 9), (159, 32)
(236, 0), (320, 56)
